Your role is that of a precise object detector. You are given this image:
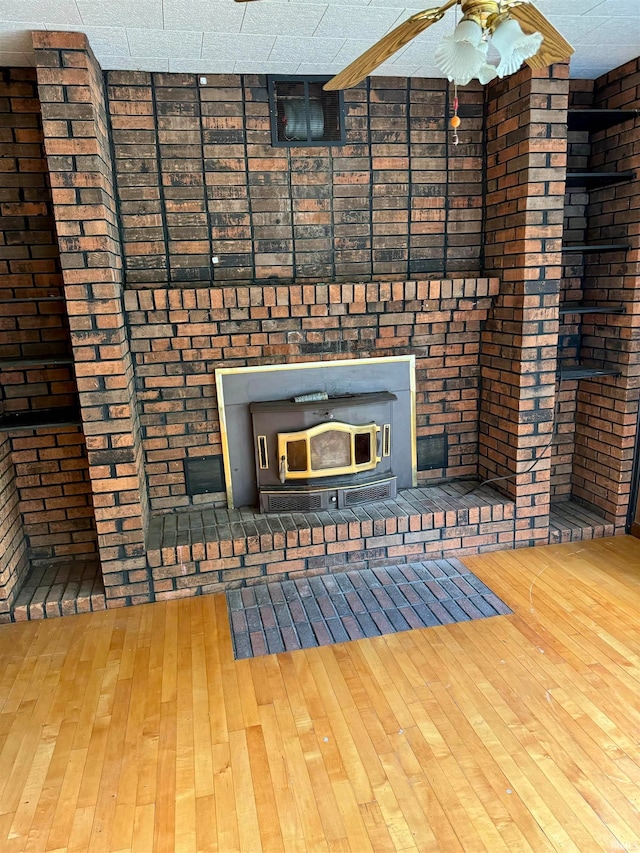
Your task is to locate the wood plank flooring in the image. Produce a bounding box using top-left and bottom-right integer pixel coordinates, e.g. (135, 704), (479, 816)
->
(0, 536), (639, 852)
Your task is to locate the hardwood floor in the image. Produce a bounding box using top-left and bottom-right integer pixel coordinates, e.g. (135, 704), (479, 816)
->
(1, 536), (639, 852)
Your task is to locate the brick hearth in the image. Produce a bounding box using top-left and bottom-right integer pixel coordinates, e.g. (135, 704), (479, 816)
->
(11, 559), (105, 621)
(145, 482), (516, 600)
(548, 500), (614, 544)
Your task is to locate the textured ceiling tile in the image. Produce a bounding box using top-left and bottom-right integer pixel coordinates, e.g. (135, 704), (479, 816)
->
(331, 38), (379, 63)
(541, 14), (605, 38)
(569, 59), (620, 78)
(269, 36), (345, 63)
(126, 28), (203, 58)
(411, 65), (445, 79)
(521, 0), (601, 11)
(234, 60), (300, 74)
(163, 0), (246, 34)
(295, 62), (345, 75)
(572, 16), (639, 44)
(242, 3), (327, 37)
(99, 54), (168, 71)
(372, 62), (420, 77)
(555, 0), (634, 14)
(76, 0), (163, 29)
(313, 4), (406, 39)
(168, 59), (234, 73)
(0, 0), (634, 81)
(289, 0), (371, 5)
(387, 30), (440, 65)
(202, 32), (275, 61)
(0, 0), (81, 25)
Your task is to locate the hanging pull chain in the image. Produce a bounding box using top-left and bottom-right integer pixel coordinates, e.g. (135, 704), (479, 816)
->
(450, 84), (460, 146)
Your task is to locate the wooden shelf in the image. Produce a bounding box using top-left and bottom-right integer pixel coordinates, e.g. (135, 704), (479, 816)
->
(559, 303), (625, 316)
(0, 355), (74, 369)
(567, 109), (639, 132)
(565, 171), (635, 188)
(559, 364), (620, 380)
(562, 244), (630, 254)
(0, 406), (82, 432)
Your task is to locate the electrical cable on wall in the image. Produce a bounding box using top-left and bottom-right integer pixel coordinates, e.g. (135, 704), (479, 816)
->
(460, 379), (561, 498)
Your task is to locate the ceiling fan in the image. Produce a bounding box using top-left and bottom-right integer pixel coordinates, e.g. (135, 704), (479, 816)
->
(233, 0), (574, 90)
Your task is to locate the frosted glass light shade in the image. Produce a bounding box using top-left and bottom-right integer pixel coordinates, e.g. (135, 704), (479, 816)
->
(452, 18), (483, 46)
(476, 62), (499, 85)
(492, 18), (543, 77)
(435, 37), (483, 85)
(435, 29), (497, 86)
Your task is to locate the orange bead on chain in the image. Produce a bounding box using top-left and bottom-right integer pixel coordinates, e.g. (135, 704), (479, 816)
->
(450, 115), (461, 129)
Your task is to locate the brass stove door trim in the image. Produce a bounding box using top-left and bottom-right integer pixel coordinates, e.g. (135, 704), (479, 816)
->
(278, 421), (381, 480)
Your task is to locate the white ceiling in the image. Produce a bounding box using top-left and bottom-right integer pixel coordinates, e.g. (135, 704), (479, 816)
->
(0, 0), (638, 80)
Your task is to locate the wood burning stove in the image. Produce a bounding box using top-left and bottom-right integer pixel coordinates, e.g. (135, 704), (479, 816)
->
(215, 357), (416, 510)
(250, 392), (398, 512)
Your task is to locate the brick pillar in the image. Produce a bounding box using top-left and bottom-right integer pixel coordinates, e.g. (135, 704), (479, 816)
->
(481, 65), (569, 546)
(0, 434), (28, 621)
(33, 32), (152, 606)
(572, 58), (640, 527)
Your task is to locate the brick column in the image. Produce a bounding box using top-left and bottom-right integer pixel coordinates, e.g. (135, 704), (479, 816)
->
(33, 32), (152, 606)
(481, 65), (569, 546)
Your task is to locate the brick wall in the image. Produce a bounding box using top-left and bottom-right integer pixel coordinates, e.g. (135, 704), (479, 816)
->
(0, 67), (98, 595)
(33, 32), (151, 605)
(481, 65), (569, 546)
(572, 59), (640, 525)
(0, 68), (61, 300)
(126, 277), (498, 511)
(0, 68), (74, 416)
(22, 33), (636, 616)
(11, 427), (97, 563)
(107, 72), (484, 286)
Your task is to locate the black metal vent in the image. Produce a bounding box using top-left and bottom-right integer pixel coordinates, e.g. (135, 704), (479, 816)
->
(417, 435), (448, 472)
(268, 76), (345, 147)
(340, 480), (396, 507)
(184, 455), (226, 496)
(264, 492), (324, 512)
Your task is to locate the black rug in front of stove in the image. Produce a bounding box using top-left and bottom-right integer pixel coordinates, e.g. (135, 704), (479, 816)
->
(226, 558), (511, 660)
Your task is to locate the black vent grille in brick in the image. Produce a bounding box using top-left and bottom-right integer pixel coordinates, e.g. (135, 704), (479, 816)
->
(269, 77), (345, 147)
(417, 435), (448, 471)
(184, 455), (225, 496)
(265, 492), (323, 512)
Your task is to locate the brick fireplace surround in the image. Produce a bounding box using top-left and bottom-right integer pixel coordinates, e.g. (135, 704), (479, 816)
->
(0, 31), (638, 621)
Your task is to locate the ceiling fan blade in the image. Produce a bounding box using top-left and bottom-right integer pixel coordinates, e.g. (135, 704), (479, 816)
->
(323, 0), (458, 91)
(508, 2), (574, 68)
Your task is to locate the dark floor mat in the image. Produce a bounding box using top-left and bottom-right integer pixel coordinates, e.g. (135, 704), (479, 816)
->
(226, 558), (511, 659)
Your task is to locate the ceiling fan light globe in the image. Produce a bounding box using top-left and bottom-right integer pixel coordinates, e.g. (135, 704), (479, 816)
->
(435, 35), (488, 85)
(477, 62), (498, 85)
(492, 18), (544, 77)
(452, 18), (483, 46)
